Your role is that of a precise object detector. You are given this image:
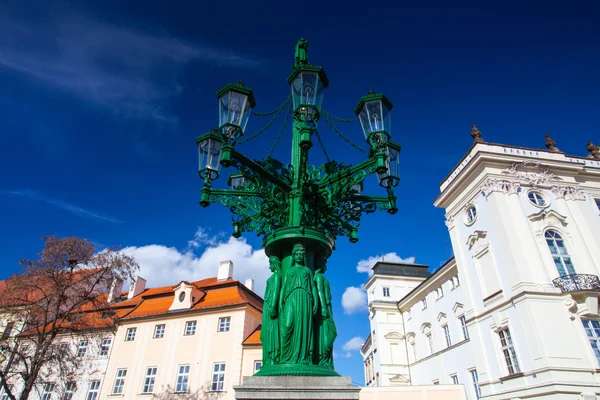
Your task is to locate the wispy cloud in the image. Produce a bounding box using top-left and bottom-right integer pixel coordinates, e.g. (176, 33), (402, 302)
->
(1, 189), (122, 223)
(0, 7), (261, 125)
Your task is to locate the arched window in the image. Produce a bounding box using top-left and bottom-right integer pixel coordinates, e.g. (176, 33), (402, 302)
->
(545, 230), (576, 277)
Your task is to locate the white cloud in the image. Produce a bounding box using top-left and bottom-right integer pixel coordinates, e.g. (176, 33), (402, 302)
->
(121, 233), (269, 295)
(341, 286), (367, 315)
(356, 252), (416, 275)
(342, 336), (365, 352)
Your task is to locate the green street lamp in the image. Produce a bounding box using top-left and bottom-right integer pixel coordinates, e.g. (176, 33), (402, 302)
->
(196, 39), (400, 377)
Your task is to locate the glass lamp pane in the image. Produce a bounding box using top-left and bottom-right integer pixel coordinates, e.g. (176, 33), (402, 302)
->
(229, 176), (246, 190)
(198, 138), (222, 175)
(292, 72), (325, 111)
(377, 145), (400, 187)
(358, 100), (391, 138)
(219, 91), (252, 132)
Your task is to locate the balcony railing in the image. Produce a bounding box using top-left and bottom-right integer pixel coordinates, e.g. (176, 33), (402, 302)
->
(552, 274), (600, 293)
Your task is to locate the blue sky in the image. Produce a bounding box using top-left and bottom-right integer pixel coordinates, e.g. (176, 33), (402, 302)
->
(1, 0), (599, 384)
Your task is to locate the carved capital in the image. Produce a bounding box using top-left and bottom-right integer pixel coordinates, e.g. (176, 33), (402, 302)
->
(445, 216), (455, 230)
(501, 160), (561, 188)
(481, 179), (520, 196)
(551, 185), (586, 201)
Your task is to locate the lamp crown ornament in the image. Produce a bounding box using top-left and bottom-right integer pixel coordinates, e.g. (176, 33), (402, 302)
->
(196, 39), (400, 377)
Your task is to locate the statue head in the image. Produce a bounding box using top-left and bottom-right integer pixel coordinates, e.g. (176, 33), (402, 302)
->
(269, 255), (281, 273)
(292, 243), (306, 266)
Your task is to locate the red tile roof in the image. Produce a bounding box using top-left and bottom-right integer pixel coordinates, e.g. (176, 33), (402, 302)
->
(242, 324), (262, 345)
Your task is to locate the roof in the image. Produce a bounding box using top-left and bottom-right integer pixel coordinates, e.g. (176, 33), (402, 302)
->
(242, 324), (261, 346)
(372, 261), (431, 279)
(396, 257), (456, 309)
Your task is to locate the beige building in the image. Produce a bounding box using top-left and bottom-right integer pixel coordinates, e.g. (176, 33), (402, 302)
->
(99, 261), (263, 400)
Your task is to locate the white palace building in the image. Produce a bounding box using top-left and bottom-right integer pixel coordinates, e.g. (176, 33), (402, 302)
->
(361, 132), (600, 400)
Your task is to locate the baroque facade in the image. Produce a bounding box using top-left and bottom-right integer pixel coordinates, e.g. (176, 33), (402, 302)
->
(362, 138), (600, 399)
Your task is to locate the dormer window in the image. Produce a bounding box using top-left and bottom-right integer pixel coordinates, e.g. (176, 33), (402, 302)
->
(179, 292), (186, 302)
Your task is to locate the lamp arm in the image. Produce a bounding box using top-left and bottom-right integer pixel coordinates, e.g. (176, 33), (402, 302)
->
(317, 155), (382, 189)
(227, 149), (291, 191)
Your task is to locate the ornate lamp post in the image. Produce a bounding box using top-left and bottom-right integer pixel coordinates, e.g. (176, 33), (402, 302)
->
(197, 39), (400, 376)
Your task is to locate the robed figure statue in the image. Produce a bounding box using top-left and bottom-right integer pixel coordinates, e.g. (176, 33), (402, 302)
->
(315, 256), (337, 368)
(261, 255), (282, 366)
(279, 243), (318, 365)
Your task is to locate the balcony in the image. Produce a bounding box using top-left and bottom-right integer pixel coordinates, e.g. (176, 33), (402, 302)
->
(552, 274), (600, 293)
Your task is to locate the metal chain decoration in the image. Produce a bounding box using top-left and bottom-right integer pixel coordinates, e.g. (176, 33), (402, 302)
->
(238, 96), (292, 144)
(268, 103), (293, 158)
(251, 94), (292, 116)
(314, 130), (331, 162)
(322, 109), (356, 123)
(322, 112), (367, 154)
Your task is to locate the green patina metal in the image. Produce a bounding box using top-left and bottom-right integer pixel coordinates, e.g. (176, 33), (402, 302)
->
(197, 39), (400, 376)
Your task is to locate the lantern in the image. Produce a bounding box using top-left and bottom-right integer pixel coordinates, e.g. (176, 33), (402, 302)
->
(351, 182), (363, 195)
(217, 81), (256, 141)
(354, 91), (393, 149)
(196, 131), (224, 180)
(228, 172), (246, 190)
(377, 142), (401, 188)
(288, 65), (329, 119)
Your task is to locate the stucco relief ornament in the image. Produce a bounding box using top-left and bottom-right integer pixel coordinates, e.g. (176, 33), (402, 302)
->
(444, 216), (455, 230)
(501, 160), (561, 188)
(480, 178), (520, 196)
(551, 185), (586, 201)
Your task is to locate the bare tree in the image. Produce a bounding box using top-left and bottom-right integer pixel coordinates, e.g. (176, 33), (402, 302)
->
(0, 236), (138, 400)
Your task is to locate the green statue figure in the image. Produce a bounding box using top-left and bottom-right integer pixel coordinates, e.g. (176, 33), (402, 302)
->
(294, 38), (309, 67)
(279, 243), (318, 365)
(261, 255), (282, 366)
(314, 256), (337, 368)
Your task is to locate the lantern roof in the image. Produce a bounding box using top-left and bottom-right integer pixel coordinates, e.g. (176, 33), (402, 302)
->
(216, 80), (256, 108)
(286, 64), (329, 88)
(196, 128), (224, 144)
(353, 90), (394, 115)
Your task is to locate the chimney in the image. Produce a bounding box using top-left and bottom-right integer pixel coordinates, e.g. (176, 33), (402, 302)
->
(218, 260), (234, 282)
(127, 276), (147, 299)
(244, 278), (254, 292)
(108, 277), (124, 303)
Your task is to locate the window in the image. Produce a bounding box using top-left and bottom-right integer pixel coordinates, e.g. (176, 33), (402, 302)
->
(451, 276), (460, 289)
(465, 205), (477, 225)
(436, 287), (444, 299)
(470, 369), (481, 399)
(41, 383), (54, 400)
(59, 342), (70, 353)
(112, 368), (127, 394)
(443, 325), (452, 347)
(154, 324), (165, 339)
(254, 361), (262, 373)
(86, 381), (100, 400)
(125, 327), (137, 342)
(62, 382), (76, 400)
(1, 322), (13, 340)
(175, 364), (190, 393)
(411, 342), (417, 360)
(451, 374), (459, 384)
(184, 321), (197, 336)
(211, 362), (226, 391)
(427, 334), (434, 355)
(528, 191), (546, 206)
(99, 338), (112, 356)
(218, 317), (231, 332)
(382, 287), (390, 297)
(499, 328), (520, 375)
(0, 385), (12, 400)
(582, 319), (600, 364)
(421, 299), (427, 310)
(460, 315), (470, 340)
(142, 367), (157, 394)
(595, 198), (600, 211)
(76, 340), (88, 358)
(545, 230), (576, 277)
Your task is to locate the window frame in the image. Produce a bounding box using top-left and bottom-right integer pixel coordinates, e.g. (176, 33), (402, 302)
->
(470, 369), (481, 399)
(443, 325), (452, 348)
(254, 360), (262, 374)
(421, 298), (427, 310)
(451, 374), (459, 384)
(527, 190), (547, 207)
(184, 321), (197, 336)
(464, 204), (477, 226)
(595, 198), (600, 211)
(112, 368), (127, 395)
(498, 328), (521, 375)
(86, 380), (101, 400)
(125, 327), (137, 342)
(1, 322), (14, 340)
(142, 366), (158, 394)
(582, 319), (600, 364)
(211, 362), (226, 392)
(62, 382), (76, 400)
(76, 340), (88, 358)
(426, 333), (434, 355)
(41, 383), (54, 400)
(460, 315), (469, 340)
(99, 337), (112, 357)
(218, 317), (231, 332)
(545, 229), (576, 277)
(175, 364), (190, 393)
(382, 287), (390, 297)
(153, 324), (166, 339)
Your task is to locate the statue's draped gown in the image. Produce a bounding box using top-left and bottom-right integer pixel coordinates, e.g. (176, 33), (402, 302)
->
(280, 264), (314, 365)
(316, 273), (337, 367)
(261, 271), (281, 366)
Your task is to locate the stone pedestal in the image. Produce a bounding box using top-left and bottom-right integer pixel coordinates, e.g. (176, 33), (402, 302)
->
(234, 376), (361, 400)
